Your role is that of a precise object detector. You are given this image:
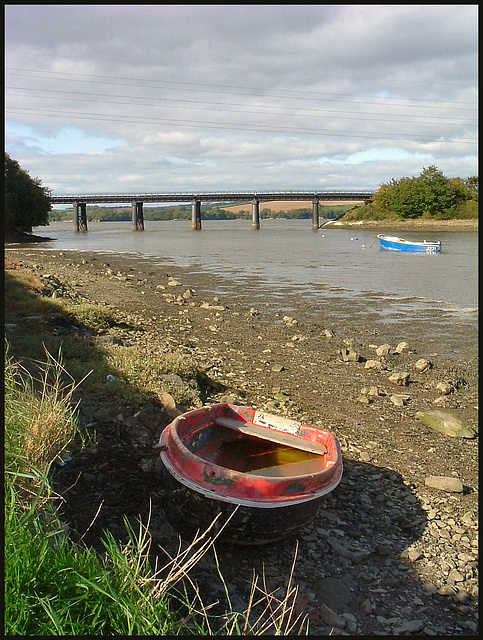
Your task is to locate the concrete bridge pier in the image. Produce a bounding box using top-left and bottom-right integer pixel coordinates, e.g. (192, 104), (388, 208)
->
(312, 199), (319, 230)
(73, 202), (88, 232)
(252, 199), (260, 229)
(132, 201), (144, 231)
(191, 199), (202, 230)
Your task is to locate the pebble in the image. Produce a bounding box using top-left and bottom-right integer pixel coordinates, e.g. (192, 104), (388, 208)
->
(435, 381), (453, 395)
(388, 371), (410, 386)
(340, 347), (360, 362)
(376, 344), (391, 357)
(319, 603), (346, 629)
(393, 619), (425, 634)
(437, 585), (456, 596)
(407, 548), (423, 561)
(414, 357), (432, 372)
(390, 394), (409, 406)
(364, 359), (383, 371)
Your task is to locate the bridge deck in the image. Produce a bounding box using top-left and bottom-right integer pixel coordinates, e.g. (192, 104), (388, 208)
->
(50, 190), (373, 204)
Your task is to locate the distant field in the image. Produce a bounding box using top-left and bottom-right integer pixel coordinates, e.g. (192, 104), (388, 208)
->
(221, 200), (359, 214)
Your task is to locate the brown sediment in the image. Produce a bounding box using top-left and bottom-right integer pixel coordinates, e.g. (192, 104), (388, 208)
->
(4, 246), (478, 635)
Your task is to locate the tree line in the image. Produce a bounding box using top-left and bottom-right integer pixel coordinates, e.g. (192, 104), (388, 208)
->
(49, 203), (352, 222)
(4, 154), (478, 238)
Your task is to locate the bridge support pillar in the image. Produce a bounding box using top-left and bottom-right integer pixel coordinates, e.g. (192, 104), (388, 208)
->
(252, 199), (260, 229)
(312, 199), (319, 230)
(132, 201), (144, 231)
(191, 199), (202, 229)
(73, 202), (88, 232)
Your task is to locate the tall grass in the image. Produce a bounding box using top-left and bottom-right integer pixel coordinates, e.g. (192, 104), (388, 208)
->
(4, 342), (183, 634)
(4, 344), (79, 510)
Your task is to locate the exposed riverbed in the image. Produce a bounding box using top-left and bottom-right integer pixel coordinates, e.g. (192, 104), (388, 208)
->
(4, 244), (478, 635)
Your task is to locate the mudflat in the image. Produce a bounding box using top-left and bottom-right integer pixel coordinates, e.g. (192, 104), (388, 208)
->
(327, 218), (478, 231)
(5, 245), (478, 635)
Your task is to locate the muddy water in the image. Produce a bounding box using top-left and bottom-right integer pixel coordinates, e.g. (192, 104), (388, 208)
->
(32, 220), (478, 361)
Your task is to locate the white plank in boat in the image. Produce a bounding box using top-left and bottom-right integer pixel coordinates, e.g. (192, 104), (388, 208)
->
(214, 417), (327, 455)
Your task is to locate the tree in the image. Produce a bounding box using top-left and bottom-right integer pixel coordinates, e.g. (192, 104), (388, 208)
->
(417, 165), (463, 217)
(391, 177), (424, 219)
(464, 175), (478, 200)
(5, 153), (51, 236)
(370, 166), (474, 220)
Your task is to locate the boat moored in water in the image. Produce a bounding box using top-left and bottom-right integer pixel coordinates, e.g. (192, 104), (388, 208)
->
(157, 403), (343, 544)
(377, 234), (441, 253)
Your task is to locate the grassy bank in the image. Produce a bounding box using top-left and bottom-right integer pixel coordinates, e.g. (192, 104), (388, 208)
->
(5, 344), (180, 634)
(4, 262), (307, 636)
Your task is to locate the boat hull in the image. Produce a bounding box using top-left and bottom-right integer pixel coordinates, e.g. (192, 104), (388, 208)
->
(159, 466), (326, 544)
(158, 403), (343, 544)
(377, 234), (441, 253)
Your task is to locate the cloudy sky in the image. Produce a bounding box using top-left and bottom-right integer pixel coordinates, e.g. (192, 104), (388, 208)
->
(5, 4), (478, 196)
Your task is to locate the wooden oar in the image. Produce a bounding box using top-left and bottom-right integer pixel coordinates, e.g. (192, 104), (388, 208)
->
(214, 416), (327, 455)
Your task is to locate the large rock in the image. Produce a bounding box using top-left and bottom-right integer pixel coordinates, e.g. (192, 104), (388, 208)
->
(425, 476), (464, 493)
(416, 410), (476, 438)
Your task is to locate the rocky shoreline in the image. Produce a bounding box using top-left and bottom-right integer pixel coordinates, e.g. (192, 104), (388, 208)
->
(5, 246), (478, 635)
(325, 219), (478, 231)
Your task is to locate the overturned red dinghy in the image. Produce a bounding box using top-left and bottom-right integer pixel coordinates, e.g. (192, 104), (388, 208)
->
(157, 403), (343, 544)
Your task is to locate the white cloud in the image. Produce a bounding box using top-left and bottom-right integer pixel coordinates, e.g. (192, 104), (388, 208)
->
(5, 5), (478, 194)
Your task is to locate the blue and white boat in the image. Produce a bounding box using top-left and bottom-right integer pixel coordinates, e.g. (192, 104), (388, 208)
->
(377, 234), (441, 253)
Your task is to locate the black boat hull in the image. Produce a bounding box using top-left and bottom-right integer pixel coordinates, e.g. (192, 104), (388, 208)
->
(160, 468), (326, 545)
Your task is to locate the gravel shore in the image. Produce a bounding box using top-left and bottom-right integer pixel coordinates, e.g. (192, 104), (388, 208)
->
(5, 245), (478, 635)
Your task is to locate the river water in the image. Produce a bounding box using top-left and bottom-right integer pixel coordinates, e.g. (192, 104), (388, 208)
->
(32, 219), (477, 358)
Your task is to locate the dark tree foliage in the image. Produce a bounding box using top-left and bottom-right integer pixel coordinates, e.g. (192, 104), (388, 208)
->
(5, 154), (51, 235)
(372, 165), (475, 219)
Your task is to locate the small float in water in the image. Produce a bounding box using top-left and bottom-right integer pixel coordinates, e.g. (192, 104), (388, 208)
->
(157, 403), (343, 544)
(377, 234), (441, 253)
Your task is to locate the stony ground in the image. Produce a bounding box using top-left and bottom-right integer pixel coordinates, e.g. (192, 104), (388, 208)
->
(5, 245), (478, 636)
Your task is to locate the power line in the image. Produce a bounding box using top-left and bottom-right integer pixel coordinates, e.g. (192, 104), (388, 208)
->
(5, 67), (477, 113)
(6, 106), (477, 145)
(6, 86), (477, 128)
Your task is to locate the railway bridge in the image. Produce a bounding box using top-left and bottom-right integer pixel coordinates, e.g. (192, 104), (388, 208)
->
(49, 190), (373, 232)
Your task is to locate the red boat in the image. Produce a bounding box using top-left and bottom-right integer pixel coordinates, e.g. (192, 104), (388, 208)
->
(157, 403), (343, 544)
